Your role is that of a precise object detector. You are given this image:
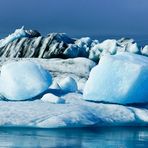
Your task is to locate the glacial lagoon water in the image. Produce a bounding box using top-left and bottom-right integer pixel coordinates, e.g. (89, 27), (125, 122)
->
(0, 127), (148, 148)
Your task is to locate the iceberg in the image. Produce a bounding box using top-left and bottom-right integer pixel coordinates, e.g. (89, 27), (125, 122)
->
(0, 60), (52, 100)
(0, 27), (27, 48)
(83, 52), (148, 104)
(126, 43), (139, 53)
(0, 93), (147, 128)
(63, 44), (79, 58)
(0, 55), (147, 128)
(0, 26), (40, 49)
(59, 77), (78, 92)
(75, 37), (93, 57)
(0, 27), (148, 128)
(0, 57), (96, 93)
(0, 28), (147, 62)
(97, 39), (117, 54)
(141, 45), (148, 56)
(41, 93), (65, 104)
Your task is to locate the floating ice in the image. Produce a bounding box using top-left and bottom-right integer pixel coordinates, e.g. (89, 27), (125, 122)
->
(0, 26), (41, 49)
(0, 60), (52, 100)
(41, 93), (65, 104)
(126, 43), (139, 53)
(83, 52), (148, 104)
(75, 37), (92, 47)
(0, 94), (147, 128)
(75, 37), (93, 57)
(63, 44), (79, 58)
(59, 77), (78, 92)
(0, 26), (28, 48)
(89, 39), (117, 62)
(142, 45), (148, 56)
(98, 39), (117, 54)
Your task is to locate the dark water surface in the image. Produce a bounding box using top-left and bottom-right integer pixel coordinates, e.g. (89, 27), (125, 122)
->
(0, 127), (148, 148)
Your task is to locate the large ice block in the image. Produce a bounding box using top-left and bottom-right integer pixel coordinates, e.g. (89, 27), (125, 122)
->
(0, 60), (52, 100)
(83, 52), (148, 104)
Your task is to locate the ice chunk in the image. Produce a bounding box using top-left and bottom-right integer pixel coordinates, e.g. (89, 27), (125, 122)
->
(142, 45), (148, 56)
(126, 43), (139, 53)
(0, 26), (28, 48)
(75, 37), (92, 47)
(63, 44), (79, 58)
(0, 27), (41, 49)
(49, 82), (61, 90)
(59, 77), (78, 92)
(41, 93), (65, 104)
(83, 52), (148, 104)
(75, 37), (92, 57)
(89, 45), (101, 62)
(0, 60), (52, 100)
(98, 39), (117, 54)
(89, 39), (117, 62)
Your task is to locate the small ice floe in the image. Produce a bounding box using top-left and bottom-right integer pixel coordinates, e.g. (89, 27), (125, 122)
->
(141, 45), (148, 56)
(59, 77), (78, 92)
(41, 93), (65, 104)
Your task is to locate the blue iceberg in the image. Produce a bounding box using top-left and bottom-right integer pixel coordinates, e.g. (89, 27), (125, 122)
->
(0, 60), (52, 100)
(83, 52), (148, 104)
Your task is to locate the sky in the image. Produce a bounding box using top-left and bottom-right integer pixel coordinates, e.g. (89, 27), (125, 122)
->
(0, 0), (148, 39)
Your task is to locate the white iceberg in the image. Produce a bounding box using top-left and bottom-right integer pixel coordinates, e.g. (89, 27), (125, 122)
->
(126, 43), (139, 53)
(75, 37), (93, 57)
(83, 52), (148, 104)
(0, 60), (52, 100)
(0, 26), (28, 48)
(0, 56), (147, 128)
(89, 39), (117, 62)
(98, 39), (117, 54)
(141, 45), (148, 56)
(63, 44), (79, 58)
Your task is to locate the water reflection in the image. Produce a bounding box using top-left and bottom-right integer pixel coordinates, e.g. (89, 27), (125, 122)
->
(0, 127), (148, 148)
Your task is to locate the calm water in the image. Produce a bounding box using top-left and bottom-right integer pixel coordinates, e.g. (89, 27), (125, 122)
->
(0, 127), (148, 148)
